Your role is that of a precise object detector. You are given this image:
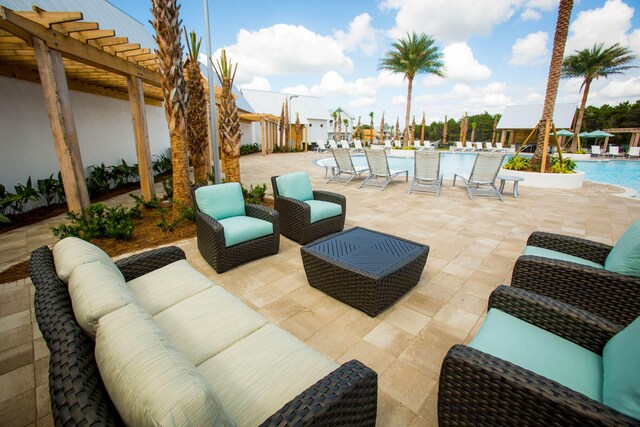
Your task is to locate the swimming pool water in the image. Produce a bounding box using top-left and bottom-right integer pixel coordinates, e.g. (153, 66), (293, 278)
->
(320, 153), (640, 195)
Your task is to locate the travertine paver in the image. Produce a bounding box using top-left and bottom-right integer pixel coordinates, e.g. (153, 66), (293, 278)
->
(0, 151), (638, 426)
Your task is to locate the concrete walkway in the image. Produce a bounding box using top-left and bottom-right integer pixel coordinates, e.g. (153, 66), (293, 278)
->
(1, 151), (638, 426)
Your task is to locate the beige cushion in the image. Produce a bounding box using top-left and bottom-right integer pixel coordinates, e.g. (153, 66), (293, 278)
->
(198, 324), (339, 427)
(96, 304), (236, 427)
(126, 260), (213, 315)
(53, 237), (123, 283)
(154, 287), (267, 366)
(68, 262), (138, 339)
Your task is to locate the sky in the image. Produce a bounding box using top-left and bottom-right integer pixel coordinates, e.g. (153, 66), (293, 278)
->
(109, 0), (640, 124)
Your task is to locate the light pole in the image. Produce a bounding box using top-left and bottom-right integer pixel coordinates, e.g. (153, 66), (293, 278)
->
(289, 95), (298, 148)
(204, 0), (221, 184)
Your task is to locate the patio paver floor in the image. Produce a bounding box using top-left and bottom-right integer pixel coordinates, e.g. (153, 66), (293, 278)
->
(1, 151), (638, 426)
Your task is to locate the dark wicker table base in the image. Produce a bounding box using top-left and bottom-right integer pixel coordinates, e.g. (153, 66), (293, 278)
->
(301, 227), (429, 317)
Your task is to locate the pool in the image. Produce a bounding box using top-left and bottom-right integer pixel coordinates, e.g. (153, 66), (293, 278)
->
(317, 152), (640, 196)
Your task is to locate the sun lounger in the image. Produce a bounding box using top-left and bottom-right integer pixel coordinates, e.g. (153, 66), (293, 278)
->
(484, 142), (495, 151)
(465, 142), (475, 151)
(327, 148), (369, 186)
(408, 151), (443, 196)
(607, 146), (623, 158)
(628, 146), (640, 159)
(475, 142), (484, 151)
(315, 140), (329, 153)
(495, 142), (506, 152)
(450, 141), (464, 152)
(591, 145), (602, 157)
(352, 140), (364, 153)
(453, 153), (506, 201)
(360, 149), (408, 191)
(384, 140), (393, 150)
(328, 140), (339, 150)
(413, 140), (422, 149)
(340, 140), (350, 149)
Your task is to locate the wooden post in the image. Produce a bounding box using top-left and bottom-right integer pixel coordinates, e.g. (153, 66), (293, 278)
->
(126, 76), (154, 201)
(304, 126), (308, 151)
(33, 37), (90, 215)
(260, 118), (266, 156)
(271, 122), (276, 153)
(603, 136), (610, 151)
(500, 130), (507, 144)
(509, 130), (515, 145)
(634, 132), (640, 147)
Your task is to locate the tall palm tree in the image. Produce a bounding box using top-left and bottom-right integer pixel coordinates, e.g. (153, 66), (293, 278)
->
(183, 29), (208, 185)
(460, 114), (468, 144)
(331, 111), (337, 141)
(212, 49), (241, 183)
(395, 117), (400, 142)
(420, 112), (426, 144)
(294, 113), (302, 150)
(470, 121), (477, 142)
(379, 112), (385, 144)
(284, 99), (290, 150)
(379, 32), (445, 145)
(369, 111), (374, 144)
(355, 116), (361, 141)
(279, 102), (285, 150)
(151, 0), (190, 204)
(337, 109), (342, 142)
(562, 43), (636, 152)
(442, 115), (448, 146)
(532, 0), (574, 170)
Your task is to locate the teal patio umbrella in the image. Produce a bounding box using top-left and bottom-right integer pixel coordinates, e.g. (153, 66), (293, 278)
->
(589, 130), (614, 138)
(551, 129), (575, 137)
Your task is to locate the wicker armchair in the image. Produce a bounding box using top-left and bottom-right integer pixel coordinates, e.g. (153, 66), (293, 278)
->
(511, 231), (640, 326)
(271, 173), (346, 244)
(438, 285), (639, 426)
(193, 184), (280, 273)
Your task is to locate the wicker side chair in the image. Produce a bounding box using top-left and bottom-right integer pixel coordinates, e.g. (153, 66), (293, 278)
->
(439, 285), (639, 426)
(193, 183), (280, 273)
(271, 171), (346, 245)
(511, 227), (640, 326)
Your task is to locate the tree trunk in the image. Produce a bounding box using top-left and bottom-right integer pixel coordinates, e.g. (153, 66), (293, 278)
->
(532, 0), (573, 170)
(570, 79), (591, 152)
(404, 77), (413, 146)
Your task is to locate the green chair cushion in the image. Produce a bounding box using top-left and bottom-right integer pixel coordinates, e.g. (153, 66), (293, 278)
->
(275, 172), (314, 201)
(602, 316), (640, 420)
(303, 200), (342, 224)
(470, 308), (603, 402)
(218, 216), (274, 247)
(604, 221), (640, 278)
(523, 245), (604, 269)
(195, 183), (246, 220)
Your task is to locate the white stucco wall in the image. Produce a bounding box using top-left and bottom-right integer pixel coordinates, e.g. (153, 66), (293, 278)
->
(307, 119), (327, 143)
(0, 76), (170, 191)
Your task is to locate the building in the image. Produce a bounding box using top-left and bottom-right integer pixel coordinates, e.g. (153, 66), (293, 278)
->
(328, 107), (356, 141)
(497, 103), (577, 147)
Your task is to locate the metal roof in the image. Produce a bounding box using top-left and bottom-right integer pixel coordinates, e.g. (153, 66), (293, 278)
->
(497, 103), (577, 130)
(241, 89), (330, 123)
(198, 63), (254, 114)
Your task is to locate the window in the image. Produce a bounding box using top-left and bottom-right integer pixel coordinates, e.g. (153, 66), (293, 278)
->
(309, 123), (312, 127)
(320, 124), (323, 127)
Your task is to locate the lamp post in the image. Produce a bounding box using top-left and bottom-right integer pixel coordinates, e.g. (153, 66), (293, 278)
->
(289, 95), (298, 148)
(204, 0), (221, 184)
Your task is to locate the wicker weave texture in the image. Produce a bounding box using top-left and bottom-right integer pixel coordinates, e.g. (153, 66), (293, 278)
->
(115, 246), (185, 281)
(271, 176), (346, 245)
(527, 231), (612, 263)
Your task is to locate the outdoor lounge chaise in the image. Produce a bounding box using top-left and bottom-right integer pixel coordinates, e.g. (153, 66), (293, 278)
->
(608, 145), (624, 158)
(352, 139), (365, 152)
(439, 285), (640, 425)
(327, 147), (369, 186)
(628, 146), (640, 159)
(511, 221), (640, 326)
(360, 149), (408, 191)
(29, 238), (378, 426)
(453, 153), (505, 201)
(193, 182), (279, 273)
(272, 171), (346, 244)
(408, 151), (443, 196)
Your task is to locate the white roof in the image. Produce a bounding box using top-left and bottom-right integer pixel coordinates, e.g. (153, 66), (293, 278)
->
(330, 108), (355, 120)
(241, 89), (330, 123)
(497, 103), (577, 130)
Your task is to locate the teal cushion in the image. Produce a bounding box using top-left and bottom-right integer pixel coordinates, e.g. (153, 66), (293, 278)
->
(218, 216), (273, 247)
(303, 200), (342, 223)
(195, 183), (246, 220)
(276, 172), (314, 201)
(604, 221), (640, 278)
(602, 316), (640, 420)
(470, 308), (603, 402)
(524, 245), (603, 269)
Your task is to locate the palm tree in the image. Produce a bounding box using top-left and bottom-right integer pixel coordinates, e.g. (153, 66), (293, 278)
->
(532, 0), (574, 170)
(420, 112), (426, 144)
(343, 119), (349, 141)
(337, 109), (342, 141)
(331, 111), (337, 141)
(294, 113), (302, 149)
(284, 99), (290, 150)
(470, 121), (477, 142)
(355, 116), (361, 141)
(379, 32), (445, 145)
(184, 29), (208, 185)
(212, 49), (241, 183)
(442, 115), (448, 146)
(369, 111), (374, 144)
(562, 43), (636, 152)
(460, 114), (468, 144)
(395, 117), (400, 142)
(279, 102), (285, 150)
(151, 0), (190, 204)
(379, 112), (385, 144)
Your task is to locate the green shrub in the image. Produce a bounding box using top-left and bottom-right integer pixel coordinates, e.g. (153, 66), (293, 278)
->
(0, 184), (18, 221)
(162, 177), (173, 199)
(240, 143), (261, 155)
(86, 163), (114, 197)
(37, 174), (65, 206)
(111, 159), (139, 187)
(550, 156), (576, 174)
(503, 156), (531, 171)
(129, 193), (160, 209)
(156, 202), (194, 232)
(13, 177), (40, 213)
(152, 153), (172, 175)
(242, 183), (267, 204)
(50, 203), (137, 241)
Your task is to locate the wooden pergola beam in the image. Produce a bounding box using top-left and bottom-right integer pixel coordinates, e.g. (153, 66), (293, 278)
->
(127, 76), (155, 201)
(0, 7), (160, 86)
(51, 21), (99, 34)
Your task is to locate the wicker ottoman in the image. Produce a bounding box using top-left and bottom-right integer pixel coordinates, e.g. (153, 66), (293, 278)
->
(300, 227), (429, 316)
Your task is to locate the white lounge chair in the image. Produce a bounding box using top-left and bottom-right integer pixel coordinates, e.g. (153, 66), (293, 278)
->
(590, 145), (602, 157)
(607, 146), (623, 158)
(475, 142), (484, 151)
(628, 146), (640, 159)
(422, 141), (435, 151)
(413, 140), (422, 149)
(315, 140), (329, 153)
(495, 142), (506, 152)
(408, 151), (443, 196)
(465, 142), (475, 151)
(484, 142), (495, 151)
(352, 140), (364, 153)
(384, 140), (393, 150)
(451, 141), (464, 152)
(453, 153), (506, 201)
(360, 149), (408, 191)
(328, 140), (339, 150)
(327, 148), (369, 186)
(340, 140), (350, 149)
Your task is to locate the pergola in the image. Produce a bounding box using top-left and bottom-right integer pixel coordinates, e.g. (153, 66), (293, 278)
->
(238, 113), (280, 155)
(0, 6), (163, 214)
(602, 128), (640, 151)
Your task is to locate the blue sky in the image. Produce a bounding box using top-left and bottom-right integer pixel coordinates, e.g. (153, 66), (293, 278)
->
(110, 0), (640, 124)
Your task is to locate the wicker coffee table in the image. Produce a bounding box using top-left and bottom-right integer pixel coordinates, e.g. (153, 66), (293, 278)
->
(300, 227), (429, 316)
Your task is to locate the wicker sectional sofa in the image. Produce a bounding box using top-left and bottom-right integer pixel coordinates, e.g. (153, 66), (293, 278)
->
(29, 237), (377, 426)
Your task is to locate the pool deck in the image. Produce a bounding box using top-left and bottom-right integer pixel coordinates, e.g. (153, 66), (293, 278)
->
(1, 151), (639, 426)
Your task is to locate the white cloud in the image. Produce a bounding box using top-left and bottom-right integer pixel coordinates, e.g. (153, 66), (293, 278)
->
(380, 0), (521, 43)
(509, 31), (549, 65)
(526, 0), (558, 11)
(525, 92), (544, 103)
(376, 70), (405, 88)
(238, 77), (271, 91)
(423, 75), (447, 87)
(599, 76), (640, 98)
(350, 97), (377, 108)
(520, 8), (542, 21)
(391, 95), (406, 105)
(444, 84), (473, 98)
(565, 0), (634, 54)
(216, 24), (353, 83)
(442, 42), (492, 81)
(280, 84), (310, 95)
(629, 29), (640, 56)
(333, 13), (380, 55)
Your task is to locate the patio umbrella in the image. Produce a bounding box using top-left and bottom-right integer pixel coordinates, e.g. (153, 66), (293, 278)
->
(579, 131), (594, 137)
(551, 129), (574, 137)
(589, 130), (614, 138)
